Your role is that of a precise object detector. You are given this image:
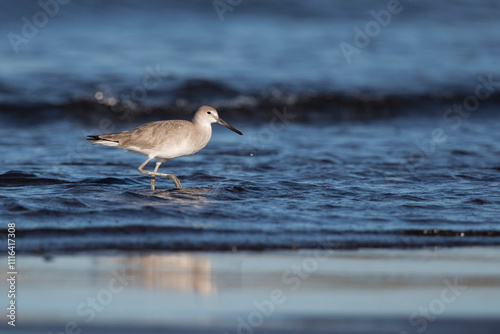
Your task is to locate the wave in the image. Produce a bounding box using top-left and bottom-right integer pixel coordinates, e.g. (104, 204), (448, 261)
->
(1, 78), (500, 124)
(3, 225), (500, 254)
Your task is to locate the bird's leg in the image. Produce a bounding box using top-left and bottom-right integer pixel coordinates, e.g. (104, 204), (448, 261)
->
(137, 157), (182, 189)
(150, 161), (162, 190)
(150, 175), (156, 191)
(137, 157), (156, 190)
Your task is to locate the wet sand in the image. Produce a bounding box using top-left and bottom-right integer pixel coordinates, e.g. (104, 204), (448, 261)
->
(1, 247), (500, 333)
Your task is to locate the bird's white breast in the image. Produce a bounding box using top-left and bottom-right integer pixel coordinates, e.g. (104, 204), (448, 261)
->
(155, 123), (212, 160)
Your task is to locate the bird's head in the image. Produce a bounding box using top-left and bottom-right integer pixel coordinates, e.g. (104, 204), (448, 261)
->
(194, 106), (242, 135)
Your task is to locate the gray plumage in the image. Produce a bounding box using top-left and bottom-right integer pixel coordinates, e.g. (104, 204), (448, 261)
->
(87, 106), (242, 190)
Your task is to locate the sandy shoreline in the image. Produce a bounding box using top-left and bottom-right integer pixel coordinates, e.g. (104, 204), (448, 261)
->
(2, 247), (500, 333)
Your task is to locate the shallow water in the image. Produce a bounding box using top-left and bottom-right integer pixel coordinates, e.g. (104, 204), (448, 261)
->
(1, 0), (499, 253)
(2, 113), (499, 253)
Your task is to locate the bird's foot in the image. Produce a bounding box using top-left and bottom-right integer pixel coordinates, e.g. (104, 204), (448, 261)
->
(168, 174), (182, 189)
(142, 172), (181, 189)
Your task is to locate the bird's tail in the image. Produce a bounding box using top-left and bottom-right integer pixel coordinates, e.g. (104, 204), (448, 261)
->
(87, 135), (119, 147)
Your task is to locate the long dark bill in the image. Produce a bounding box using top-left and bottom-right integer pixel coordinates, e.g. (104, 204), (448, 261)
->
(217, 118), (243, 135)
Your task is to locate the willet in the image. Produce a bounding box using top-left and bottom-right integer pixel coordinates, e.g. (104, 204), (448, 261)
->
(87, 105), (242, 190)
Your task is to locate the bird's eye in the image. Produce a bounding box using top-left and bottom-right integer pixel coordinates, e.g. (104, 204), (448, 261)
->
(207, 111), (211, 114)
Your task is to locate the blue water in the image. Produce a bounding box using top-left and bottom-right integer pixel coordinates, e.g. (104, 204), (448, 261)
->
(1, 0), (500, 102)
(2, 115), (499, 253)
(0, 0), (499, 253)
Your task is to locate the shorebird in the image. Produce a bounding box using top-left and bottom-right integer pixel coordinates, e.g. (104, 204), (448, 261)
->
(87, 106), (242, 190)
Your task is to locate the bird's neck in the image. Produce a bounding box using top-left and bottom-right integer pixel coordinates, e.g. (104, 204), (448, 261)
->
(193, 119), (212, 137)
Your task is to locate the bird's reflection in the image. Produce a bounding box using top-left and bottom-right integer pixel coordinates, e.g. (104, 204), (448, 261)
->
(150, 187), (211, 201)
(134, 186), (212, 204)
(117, 253), (216, 295)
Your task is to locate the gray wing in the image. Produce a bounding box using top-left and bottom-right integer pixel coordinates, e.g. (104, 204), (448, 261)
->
(89, 120), (192, 150)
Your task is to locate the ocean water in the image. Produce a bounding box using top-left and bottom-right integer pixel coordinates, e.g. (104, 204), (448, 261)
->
(0, 0), (500, 253)
(2, 114), (500, 253)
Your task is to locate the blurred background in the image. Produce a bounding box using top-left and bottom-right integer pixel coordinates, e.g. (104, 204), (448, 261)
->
(1, 0), (500, 332)
(1, 0), (499, 116)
